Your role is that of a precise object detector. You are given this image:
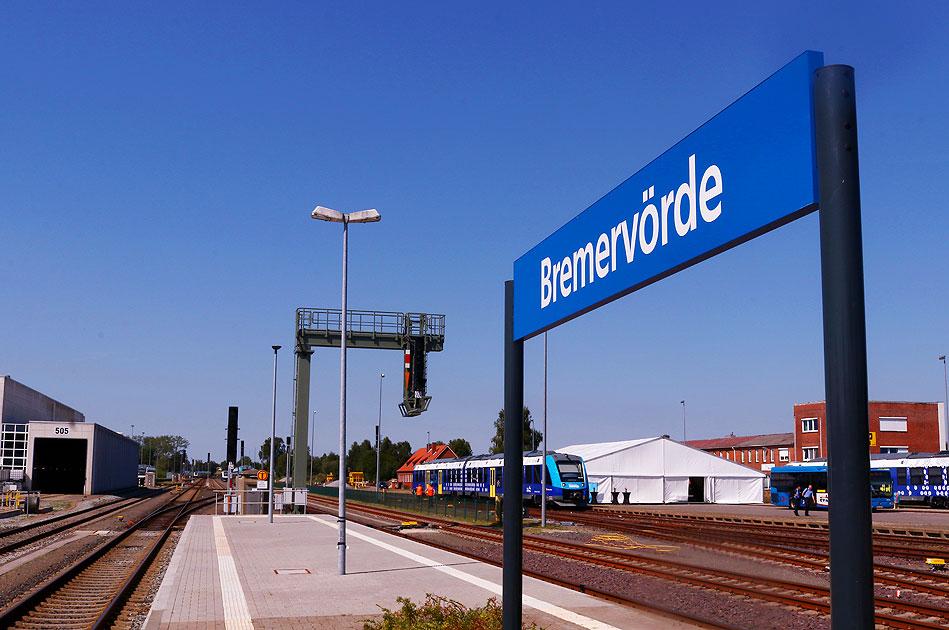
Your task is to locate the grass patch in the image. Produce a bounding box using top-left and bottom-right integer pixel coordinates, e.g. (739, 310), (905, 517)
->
(364, 594), (544, 630)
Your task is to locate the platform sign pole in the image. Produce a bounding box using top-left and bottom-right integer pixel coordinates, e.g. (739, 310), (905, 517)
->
(815, 64), (874, 629)
(502, 280), (524, 630)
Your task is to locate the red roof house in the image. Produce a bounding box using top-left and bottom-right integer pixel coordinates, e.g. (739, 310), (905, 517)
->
(396, 443), (457, 487)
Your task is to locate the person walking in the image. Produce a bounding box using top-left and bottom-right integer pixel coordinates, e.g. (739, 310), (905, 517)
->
(802, 484), (815, 516)
(793, 486), (802, 516)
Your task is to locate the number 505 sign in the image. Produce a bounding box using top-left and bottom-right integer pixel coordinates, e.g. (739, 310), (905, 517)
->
(55, 427), (70, 435)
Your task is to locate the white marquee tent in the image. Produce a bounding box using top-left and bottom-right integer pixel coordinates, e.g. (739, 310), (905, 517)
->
(558, 437), (766, 504)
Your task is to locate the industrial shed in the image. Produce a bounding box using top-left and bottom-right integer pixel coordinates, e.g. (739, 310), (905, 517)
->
(26, 421), (138, 495)
(558, 437), (766, 504)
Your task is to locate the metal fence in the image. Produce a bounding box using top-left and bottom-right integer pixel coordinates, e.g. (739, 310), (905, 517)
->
(214, 488), (308, 515)
(308, 486), (497, 524)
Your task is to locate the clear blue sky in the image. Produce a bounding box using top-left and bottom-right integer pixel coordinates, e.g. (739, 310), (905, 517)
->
(2, 3), (947, 464)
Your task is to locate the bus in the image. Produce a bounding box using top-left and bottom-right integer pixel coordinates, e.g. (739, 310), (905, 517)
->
(769, 464), (894, 510)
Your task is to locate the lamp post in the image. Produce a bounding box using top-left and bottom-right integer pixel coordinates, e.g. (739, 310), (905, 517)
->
(312, 204), (381, 576)
(681, 400), (686, 442)
(269, 345), (280, 523)
(941, 356), (948, 451)
(376, 372), (385, 501)
(133, 424), (139, 465)
(310, 410), (316, 486)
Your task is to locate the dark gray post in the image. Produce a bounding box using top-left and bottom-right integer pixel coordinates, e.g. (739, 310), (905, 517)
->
(293, 344), (313, 495)
(502, 280), (524, 630)
(815, 64), (874, 629)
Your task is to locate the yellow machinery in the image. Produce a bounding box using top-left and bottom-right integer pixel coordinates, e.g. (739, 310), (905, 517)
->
(348, 471), (365, 487)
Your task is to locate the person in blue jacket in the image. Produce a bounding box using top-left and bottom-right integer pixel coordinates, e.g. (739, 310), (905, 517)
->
(793, 486), (803, 516)
(802, 484), (815, 516)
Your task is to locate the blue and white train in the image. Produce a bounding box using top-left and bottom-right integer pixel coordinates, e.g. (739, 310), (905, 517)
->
(412, 451), (589, 507)
(869, 453), (949, 508)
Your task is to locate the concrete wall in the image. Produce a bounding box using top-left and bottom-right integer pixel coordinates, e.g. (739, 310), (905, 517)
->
(91, 424), (138, 494)
(26, 421), (137, 495)
(1, 376), (84, 423)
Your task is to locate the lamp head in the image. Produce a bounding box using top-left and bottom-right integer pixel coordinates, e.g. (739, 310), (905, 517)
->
(312, 206), (345, 222)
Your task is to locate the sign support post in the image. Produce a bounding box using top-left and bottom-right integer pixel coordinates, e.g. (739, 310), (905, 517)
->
(815, 64), (874, 629)
(503, 280), (524, 630)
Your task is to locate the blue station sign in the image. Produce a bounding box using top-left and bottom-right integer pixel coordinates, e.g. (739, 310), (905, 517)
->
(513, 51), (824, 341)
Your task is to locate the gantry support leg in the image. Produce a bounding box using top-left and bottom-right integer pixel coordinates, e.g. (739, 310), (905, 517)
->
(293, 343), (313, 502)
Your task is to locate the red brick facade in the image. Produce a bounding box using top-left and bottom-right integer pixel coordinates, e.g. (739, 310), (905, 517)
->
(685, 433), (794, 472)
(793, 401), (946, 461)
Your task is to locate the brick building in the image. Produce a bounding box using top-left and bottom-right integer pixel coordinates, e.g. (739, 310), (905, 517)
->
(794, 401), (947, 461)
(685, 432), (794, 472)
(395, 443), (456, 488)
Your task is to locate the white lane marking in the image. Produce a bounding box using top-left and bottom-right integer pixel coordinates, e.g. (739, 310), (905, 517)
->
(213, 516), (254, 630)
(307, 516), (622, 630)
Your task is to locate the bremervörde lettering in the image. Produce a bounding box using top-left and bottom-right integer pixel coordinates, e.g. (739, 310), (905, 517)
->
(539, 154), (722, 308)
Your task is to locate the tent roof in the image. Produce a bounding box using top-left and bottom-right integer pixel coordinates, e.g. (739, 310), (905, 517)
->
(558, 436), (765, 478)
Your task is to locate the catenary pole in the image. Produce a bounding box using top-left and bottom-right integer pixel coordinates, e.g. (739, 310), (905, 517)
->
(940, 356), (948, 450)
(502, 280), (524, 630)
(815, 64), (873, 630)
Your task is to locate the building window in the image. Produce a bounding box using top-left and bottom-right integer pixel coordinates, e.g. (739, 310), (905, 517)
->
(879, 446), (909, 454)
(755, 451), (759, 463)
(802, 447), (819, 461)
(779, 448), (789, 462)
(802, 418), (819, 433)
(741, 451), (745, 463)
(0, 423), (29, 474)
(879, 417), (908, 432)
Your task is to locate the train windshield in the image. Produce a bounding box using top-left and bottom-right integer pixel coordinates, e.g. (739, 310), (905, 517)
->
(870, 470), (893, 498)
(557, 461), (584, 482)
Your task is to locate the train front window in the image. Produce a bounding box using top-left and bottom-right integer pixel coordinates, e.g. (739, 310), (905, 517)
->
(870, 471), (893, 498)
(557, 461), (584, 482)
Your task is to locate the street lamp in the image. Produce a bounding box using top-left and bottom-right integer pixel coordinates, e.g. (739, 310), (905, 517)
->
(269, 345), (280, 523)
(376, 372), (385, 501)
(941, 356), (948, 451)
(312, 204), (381, 576)
(681, 400), (686, 442)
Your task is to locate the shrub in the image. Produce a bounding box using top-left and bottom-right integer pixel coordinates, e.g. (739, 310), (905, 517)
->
(363, 594), (544, 630)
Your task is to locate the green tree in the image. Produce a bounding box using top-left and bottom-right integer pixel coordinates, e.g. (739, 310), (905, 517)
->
(258, 437), (286, 472)
(489, 407), (542, 454)
(448, 438), (472, 457)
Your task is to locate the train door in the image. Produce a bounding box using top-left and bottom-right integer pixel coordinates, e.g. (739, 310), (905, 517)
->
(425, 470), (431, 489)
(438, 470), (443, 495)
(489, 467), (496, 498)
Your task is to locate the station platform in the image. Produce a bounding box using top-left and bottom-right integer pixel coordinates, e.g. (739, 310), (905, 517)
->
(144, 514), (699, 630)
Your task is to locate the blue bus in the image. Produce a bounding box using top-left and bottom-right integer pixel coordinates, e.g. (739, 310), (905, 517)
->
(413, 451), (589, 507)
(769, 464), (894, 510)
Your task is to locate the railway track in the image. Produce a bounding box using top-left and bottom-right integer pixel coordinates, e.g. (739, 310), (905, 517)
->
(0, 480), (213, 630)
(534, 508), (949, 597)
(0, 489), (180, 557)
(308, 494), (949, 629)
(574, 508), (949, 559)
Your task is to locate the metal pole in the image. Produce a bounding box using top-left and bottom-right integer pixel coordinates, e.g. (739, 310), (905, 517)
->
(681, 400), (686, 442)
(310, 410), (316, 485)
(541, 332), (547, 527)
(940, 356), (948, 451)
(338, 218), (349, 575)
(502, 280), (524, 630)
(376, 372), (384, 501)
(815, 64), (873, 630)
(269, 346), (280, 523)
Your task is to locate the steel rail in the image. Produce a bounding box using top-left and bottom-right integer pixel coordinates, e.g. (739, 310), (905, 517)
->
(305, 495), (742, 630)
(309, 494), (949, 629)
(0, 481), (206, 628)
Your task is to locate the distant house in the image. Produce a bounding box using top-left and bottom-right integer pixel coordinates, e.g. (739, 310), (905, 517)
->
(395, 443), (456, 488)
(685, 432), (794, 472)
